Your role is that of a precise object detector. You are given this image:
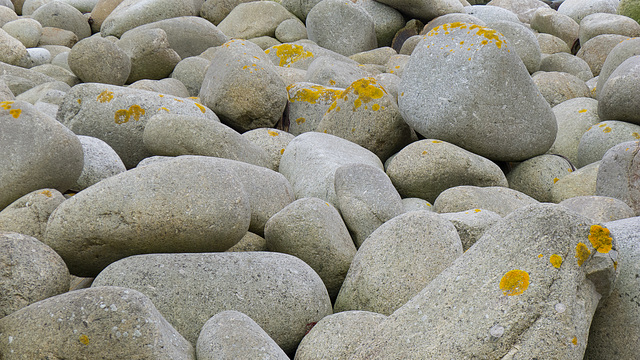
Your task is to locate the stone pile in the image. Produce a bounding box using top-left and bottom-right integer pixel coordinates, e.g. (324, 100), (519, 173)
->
(1, 0), (640, 358)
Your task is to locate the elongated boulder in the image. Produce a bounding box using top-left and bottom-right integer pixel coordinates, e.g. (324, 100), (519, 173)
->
(399, 22), (557, 161)
(44, 156), (251, 276)
(101, 0), (197, 37)
(350, 204), (618, 359)
(57, 83), (218, 168)
(0, 286), (195, 359)
(92, 252), (332, 353)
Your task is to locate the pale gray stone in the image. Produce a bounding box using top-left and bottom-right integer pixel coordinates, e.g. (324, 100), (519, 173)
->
(199, 39), (287, 132)
(275, 18), (307, 43)
(44, 156), (251, 276)
(557, 0), (618, 23)
(29, 64), (79, 87)
(241, 127), (295, 171)
(595, 141), (640, 215)
(116, 28), (180, 84)
(547, 97), (600, 165)
(577, 121), (640, 168)
(197, 311), (289, 360)
(306, 0), (377, 57)
(0, 231), (69, 317)
(92, 252), (332, 353)
(294, 311), (387, 360)
(2, 18), (41, 48)
(506, 154), (574, 202)
(386, 139), (509, 203)
(0, 28), (28, 67)
(578, 13), (640, 46)
(0, 189), (65, 240)
(0, 100), (83, 211)
(597, 55), (640, 125)
(486, 0), (551, 23)
(304, 55), (368, 89)
(464, 4), (520, 23)
(401, 197), (434, 212)
(539, 52), (593, 81)
(218, 1), (296, 40)
(37, 26), (77, 48)
(399, 23), (557, 161)
(532, 71), (590, 107)
(356, 0), (404, 47)
(530, 7), (579, 47)
(349, 204), (618, 359)
(559, 196), (635, 223)
(372, 0), (463, 21)
(225, 232), (267, 252)
(596, 37), (640, 99)
(334, 210), (462, 315)
(441, 208), (502, 251)
(68, 36), (131, 86)
(279, 132), (383, 207)
(101, 0), (197, 37)
(434, 185), (539, 216)
(577, 34), (630, 77)
(487, 20), (542, 74)
(31, 1), (90, 40)
(128, 78), (190, 98)
(73, 135), (126, 191)
(334, 163), (403, 247)
(551, 161), (599, 202)
(199, 0), (253, 25)
(537, 32), (571, 54)
(172, 56), (209, 97)
(0, 286), (195, 359)
(58, 83), (217, 168)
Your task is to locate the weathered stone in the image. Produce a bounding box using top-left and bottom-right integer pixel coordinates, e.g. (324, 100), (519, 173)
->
(579, 13), (640, 45)
(441, 208), (503, 251)
(334, 163), (403, 247)
(128, 78), (190, 98)
(401, 197), (434, 212)
(356, 0), (404, 47)
(57, 83), (216, 168)
(551, 161), (599, 202)
(31, 1), (90, 40)
(464, 4), (520, 23)
(265, 197), (356, 300)
(559, 195), (635, 223)
(0, 189), (65, 240)
(399, 23), (557, 161)
(199, 39), (287, 132)
(506, 154), (574, 202)
(596, 37), (640, 99)
(44, 156), (251, 276)
(598, 55), (640, 125)
(68, 36), (131, 86)
(577, 34), (630, 77)
(199, 0), (253, 25)
(487, 0), (551, 23)
(539, 52), (593, 81)
(241, 127), (295, 171)
(172, 56), (209, 97)
(0, 100), (83, 211)
(537, 32), (571, 54)
(89, 0), (125, 33)
(225, 232), (267, 252)
(73, 135), (126, 191)
(217, 1), (296, 40)
(434, 185), (539, 216)
(116, 28), (181, 83)
(196, 311), (288, 360)
(386, 139), (508, 203)
(557, 0), (618, 23)
(0, 286), (195, 359)
(335, 210), (462, 315)
(595, 141), (640, 215)
(2, 18), (41, 48)
(547, 97), (599, 165)
(0, 231), (69, 317)
(101, 0), (197, 37)
(487, 20), (542, 74)
(530, 7), (579, 47)
(532, 71), (590, 107)
(349, 204), (618, 359)
(92, 252), (332, 353)
(304, 55), (368, 89)
(577, 121), (640, 168)
(372, 0), (463, 22)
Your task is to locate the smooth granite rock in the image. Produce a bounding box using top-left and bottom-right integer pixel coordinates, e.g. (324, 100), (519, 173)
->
(551, 161), (599, 202)
(598, 55), (640, 125)
(506, 154), (574, 202)
(434, 185), (539, 216)
(577, 120), (640, 168)
(441, 208), (503, 251)
(101, 0), (197, 37)
(68, 36), (131, 86)
(559, 195), (635, 223)
(73, 135), (127, 191)
(546, 97), (600, 165)
(0, 189), (65, 240)
(595, 141), (640, 215)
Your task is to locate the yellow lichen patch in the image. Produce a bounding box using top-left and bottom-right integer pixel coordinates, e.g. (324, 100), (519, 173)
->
(114, 109), (129, 124)
(572, 337), (577, 346)
(77, 99), (82, 104)
(9, 109), (21, 118)
(329, 80), (336, 86)
(603, 127), (612, 133)
(158, 107), (170, 112)
(280, 148), (285, 155)
(194, 103), (206, 113)
(158, 94), (164, 97)
(599, 123), (607, 127)
(295, 117), (306, 124)
(422, 150), (427, 155)
(578, 109), (587, 113)
(40, 190), (53, 197)
(114, 105), (145, 124)
(550, 254), (562, 268)
(97, 90), (114, 103)
(575, 242), (591, 266)
(269, 44), (314, 67)
(553, 177), (559, 184)
(499, 269), (529, 296)
(79, 335), (89, 345)
(474, 209), (481, 213)
(633, 132), (640, 139)
(538, 254), (544, 258)
(0, 101), (13, 109)
(188, 97), (199, 100)
(372, 104), (380, 111)
(589, 224), (612, 253)
(432, 140), (442, 143)
(614, 261), (618, 270)
(341, 78), (385, 111)
(568, 168), (573, 172)
(288, 85), (343, 104)
(173, 98), (183, 103)
(128, 104), (145, 121)
(267, 130), (279, 136)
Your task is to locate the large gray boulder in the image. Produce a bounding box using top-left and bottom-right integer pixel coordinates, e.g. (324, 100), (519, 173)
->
(349, 204), (618, 359)
(0, 286), (195, 359)
(0, 231), (70, 318)
(44, 156), (251, 276)
(598, 55), (640, 125)
(595, 141), (640, 215)
(0, 189), (65, 240)
(68, 36), (131, 86)
(0, 100), (83, 210)
(434, 185), (539, 216)
(92, 252), (332, 353)
(399, 23), (557, 161)
(101, 0), (197, 37)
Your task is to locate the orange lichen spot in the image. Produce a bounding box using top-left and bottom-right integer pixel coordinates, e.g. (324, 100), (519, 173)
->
(460, 41), (465, 45)
(589, 225), (612, 253)
(538, 253), (544, 258)
(97, 90), (114, 103)
(158, 107), (170, 112)
(432, 140), (442, 143)
(599, 123), (607, 127)
(603, 127), (612, 133)
(575, 242), (591, 266)
(242, 65), (249, 70)
(400, 92), (404, 97)
(9, 109), (21, 118)
(633, 132), (640, 139)
(159, 94), (165, 97)
(351, 127), (355, 132)
(323, 129), (327, 133)
(295, 117), (306, 124)
(114, 105), (145, 124)
(553, 177), (559, 184)
(395, 65), (400, 69)
(289, 85), (342, 104)
(173, 98), (183, 103)
(327, 101), (337, 113)
(422, 150), (427, 155)
(194, 103), (206, 113)
(568, 168), (573, 172)
(329, 80), (336, 86)
(481, 40), (488, 45)
(128, 104), (145, 121)
(341, 78), (385, 111)
(468, 58), (472, 61)
(614, 261), (618, 270)
(372, 104), (380, 111)
(578, 109), (587, 113)
(336, 106), (341, 112)
(79, 335), (89, 345)
(188, 97), (199, 100)
(267, 130), (279, 136)
(572, 337), (577, 346)
(40, 190), (53, 197)
(77, 99), (82, 104)
(280, 148), (285, 155)
(0, 101), (13, 109)
(114, 109), (129, 124)
(474, 209), (481, 213)
(550, 254), (562, 268)
(499, 269), (529, 296)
